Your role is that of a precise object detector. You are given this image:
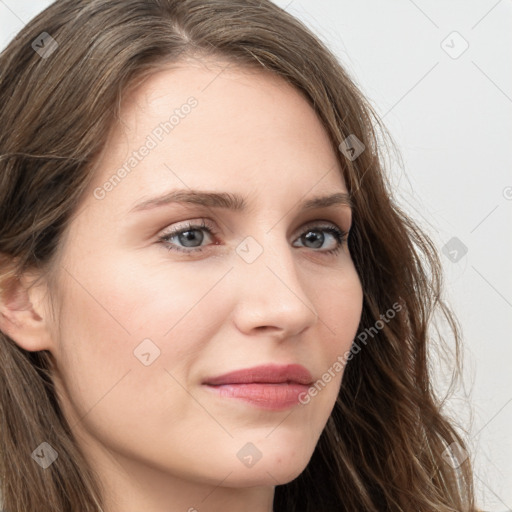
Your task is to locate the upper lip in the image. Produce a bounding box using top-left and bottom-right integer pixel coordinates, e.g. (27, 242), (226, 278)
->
(202, 364), (314, 386)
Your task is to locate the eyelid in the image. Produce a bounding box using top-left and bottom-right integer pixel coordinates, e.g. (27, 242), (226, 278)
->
(158, 218), (218, 237)
(298, 218), (351, 232)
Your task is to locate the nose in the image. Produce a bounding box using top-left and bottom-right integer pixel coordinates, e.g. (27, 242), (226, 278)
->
(231, 233), (319, 339)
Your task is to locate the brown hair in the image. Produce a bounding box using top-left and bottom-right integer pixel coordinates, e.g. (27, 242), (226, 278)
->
(0, 0), (476, 510)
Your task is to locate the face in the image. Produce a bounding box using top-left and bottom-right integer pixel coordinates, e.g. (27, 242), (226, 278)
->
(43, 59), (363, 498)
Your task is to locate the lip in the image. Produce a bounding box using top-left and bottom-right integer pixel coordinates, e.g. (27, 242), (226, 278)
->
(202, 364), (313, 411)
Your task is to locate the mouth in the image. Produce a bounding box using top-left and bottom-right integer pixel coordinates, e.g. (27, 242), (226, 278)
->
(201, 364), (314, 411)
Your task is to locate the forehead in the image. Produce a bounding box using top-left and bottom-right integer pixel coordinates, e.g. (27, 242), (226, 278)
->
(85, 58), (346, 217)
(113, 57), (325, 147)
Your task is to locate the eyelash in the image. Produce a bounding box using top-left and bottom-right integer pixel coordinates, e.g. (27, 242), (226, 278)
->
(157, 219), (349, 256)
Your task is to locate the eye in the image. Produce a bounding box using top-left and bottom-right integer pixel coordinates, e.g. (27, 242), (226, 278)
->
(157, 219), (218, 254)
(292, 223), (348, 255)
(157, 219), (349, 255)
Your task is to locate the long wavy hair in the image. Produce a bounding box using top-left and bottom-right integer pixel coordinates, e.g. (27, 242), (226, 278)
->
(0, 0), (476, 510)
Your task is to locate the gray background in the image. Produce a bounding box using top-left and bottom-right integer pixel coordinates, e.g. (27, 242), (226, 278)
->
(1, 0), (511, 509)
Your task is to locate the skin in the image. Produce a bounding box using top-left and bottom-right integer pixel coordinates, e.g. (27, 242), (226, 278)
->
(1, 59), (363, 512)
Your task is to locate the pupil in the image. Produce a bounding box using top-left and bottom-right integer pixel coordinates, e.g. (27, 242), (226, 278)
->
(304, 230), (323, 248)
(179, 229), (204, 247)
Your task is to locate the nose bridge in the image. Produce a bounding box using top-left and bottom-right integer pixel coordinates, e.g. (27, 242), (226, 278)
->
(231, 225), (318, 334)
(236, 226), (299, 290)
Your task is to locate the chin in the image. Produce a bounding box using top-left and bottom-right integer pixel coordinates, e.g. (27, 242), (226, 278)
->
(218, 439), (315, 487)
(223, 462), (309, 488)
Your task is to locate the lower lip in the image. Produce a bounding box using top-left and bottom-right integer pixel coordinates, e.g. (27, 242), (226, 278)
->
(203, 383), (310, 410)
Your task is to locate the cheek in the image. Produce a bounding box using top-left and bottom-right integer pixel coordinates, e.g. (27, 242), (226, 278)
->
(317, 267), (363, 348)
(290, 266), (362, 412)
(317, 271), (363, 385)
(51, 266), (209, 458)
(52, 254), (230, 411)
(98, 251), (233, 337)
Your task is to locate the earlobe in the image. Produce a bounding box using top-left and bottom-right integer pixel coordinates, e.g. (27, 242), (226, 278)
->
(0, 273), (53, 352)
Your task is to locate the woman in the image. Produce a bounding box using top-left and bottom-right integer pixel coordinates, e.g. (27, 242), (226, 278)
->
(0, 0), (477, 510)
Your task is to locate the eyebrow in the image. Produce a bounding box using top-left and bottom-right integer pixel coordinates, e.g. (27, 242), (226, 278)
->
(129, 189), (353, 213)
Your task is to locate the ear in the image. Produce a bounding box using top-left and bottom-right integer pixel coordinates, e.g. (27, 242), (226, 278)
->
(0, 271), (54, 352)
